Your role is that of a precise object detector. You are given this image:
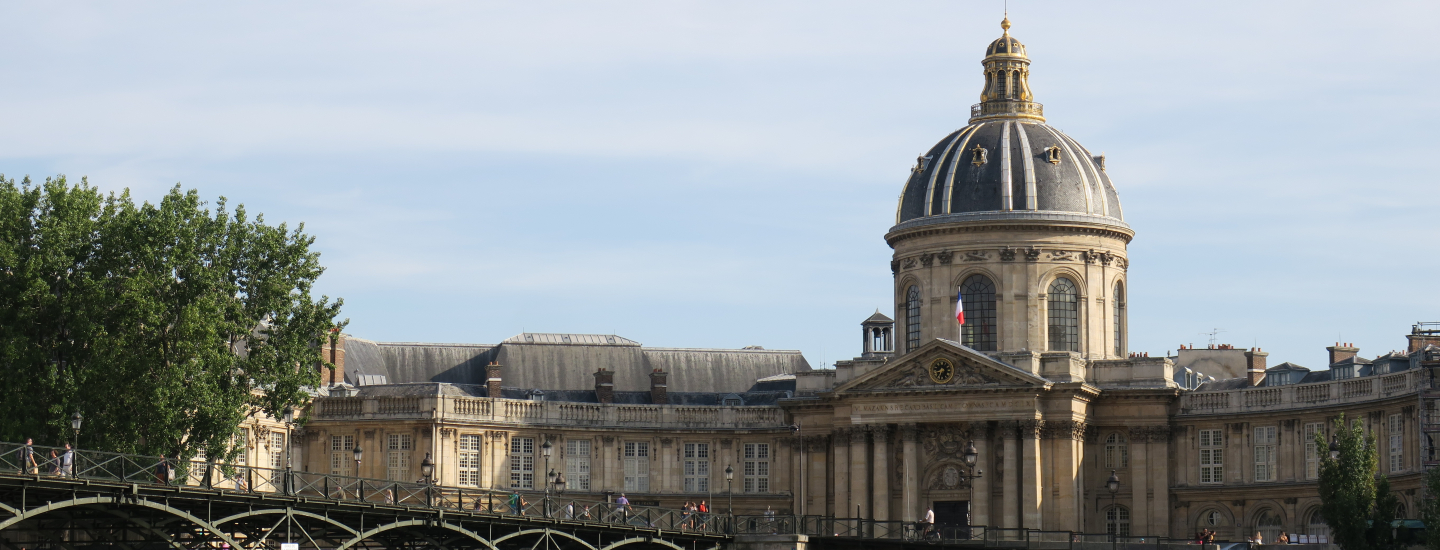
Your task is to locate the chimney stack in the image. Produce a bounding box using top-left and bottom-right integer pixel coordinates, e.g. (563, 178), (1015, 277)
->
(324, 330), (347, 386)
(1245, 348), (1269, 386)
(1327, 343), (1358, 366)
(595, 368), (615, 404)
(486, 361), (503, 397)
(649, 369), (669, 404)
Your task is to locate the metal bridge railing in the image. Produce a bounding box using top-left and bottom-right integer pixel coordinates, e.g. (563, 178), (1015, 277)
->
(0, 441), (728, 535)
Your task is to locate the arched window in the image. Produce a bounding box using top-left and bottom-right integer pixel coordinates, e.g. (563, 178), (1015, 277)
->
(906, 285), (922, 353)
(1256, 510), (1283, 543)
(1105, 433), (1129, 469)
(1306, 509), (1330, 541)
(1047, 277), (1080, 352)
(1113, 282), (1126, 357)
(1201, 509), (1227, 528)
(959, 274), (998, 351)
(1106, 506), (1130, 536)
(1396, 502), (1408, 520)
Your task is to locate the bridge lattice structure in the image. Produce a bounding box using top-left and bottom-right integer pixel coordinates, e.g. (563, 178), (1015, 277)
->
(0, 442), (730, 550)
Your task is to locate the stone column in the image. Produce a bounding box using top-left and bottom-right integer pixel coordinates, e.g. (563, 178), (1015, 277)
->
(833, 429), (850, 517)
(851, 426), (870, 519)
(902, 424), (920, 522)
(1150, 427), (1171, 538)
(1020, 419), (1044, 529)
(873, 425), (891, 521)
(1051, 421), (1082, 532)
(809, 436), (829, 516)
(971, 423), (991, 529)
(1129, 426), (1150, 535)
(1000, 420), (1019, 529)
(791, 437), (805, 514)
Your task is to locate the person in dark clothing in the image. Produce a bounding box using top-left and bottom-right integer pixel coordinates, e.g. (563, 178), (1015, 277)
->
(19, 438), (37, 475)
(155, 455), (170, 484)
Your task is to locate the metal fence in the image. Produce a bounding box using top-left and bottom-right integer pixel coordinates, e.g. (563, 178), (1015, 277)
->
(0, 441), (728, 535)
(728, 514), (1216, 548)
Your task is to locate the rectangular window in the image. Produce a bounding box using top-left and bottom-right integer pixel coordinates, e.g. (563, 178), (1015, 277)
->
(1334, 366), (1353, 380)
(1390, 415), (1405, 473)
(459, 435), (482, 486)
(1199, 429), (1223, 484)
(743, 443), (770, 493)
(684, 443), (710, 493)
(387, 434), (412, 481)
(566, 439), (591, 492)
(1304, 423), (1323, 480)
(510, 437), (534, 489)
(623, 441), (650, 492)
(234, 429), (249, 466)
(1253, 426), (1277, 482)
(271, 432), (286, 470)
(330, 435), (354, 476)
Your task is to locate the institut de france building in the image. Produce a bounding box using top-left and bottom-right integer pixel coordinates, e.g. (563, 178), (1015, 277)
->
(280, 19), (1440, 541)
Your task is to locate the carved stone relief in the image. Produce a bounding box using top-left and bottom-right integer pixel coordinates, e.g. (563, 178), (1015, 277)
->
(1024, 247), (1042, 262)
(922, 424), (974, 461)
(902, 258), (918, 270)
(928, 464), (972, 490)
(920, 253), (935, 268)
(937, 250), (953, 265)
(999, 247), (1017, 261)
(1050, 250), (1076, 262)
(963, 250), (991, 262)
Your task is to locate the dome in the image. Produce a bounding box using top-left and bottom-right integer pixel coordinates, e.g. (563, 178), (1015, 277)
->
(891, 17), (1126, 231)
(894, 121), (1123, 225)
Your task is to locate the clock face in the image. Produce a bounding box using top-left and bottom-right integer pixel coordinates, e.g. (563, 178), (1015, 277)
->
(929, 358), (955, 384)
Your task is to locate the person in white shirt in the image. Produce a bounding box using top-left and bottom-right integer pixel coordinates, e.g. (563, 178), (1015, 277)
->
(922, 507), (936, 538)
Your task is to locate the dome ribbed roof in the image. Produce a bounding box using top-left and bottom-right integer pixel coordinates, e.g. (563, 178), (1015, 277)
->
(895, 122), (1122, 225)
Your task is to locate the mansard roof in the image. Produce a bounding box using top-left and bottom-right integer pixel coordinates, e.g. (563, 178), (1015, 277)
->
(342, 333), (810, 394)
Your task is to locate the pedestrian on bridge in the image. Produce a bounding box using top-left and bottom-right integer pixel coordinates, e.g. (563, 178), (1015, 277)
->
(616, 493), (629, 523)
(19, 438), (37, 475)
(61, 443), (74, 478)
(509, 491), (521, 515)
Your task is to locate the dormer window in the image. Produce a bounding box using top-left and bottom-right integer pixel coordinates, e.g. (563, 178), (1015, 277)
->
(971, 145), (988, 166)
(530, 389), (545, 402)
(1265, 373), (1290, 387)
(1333, 366), (1354, 380)
(1046, 146), (1062, 164)
(722, 393), (743, 406)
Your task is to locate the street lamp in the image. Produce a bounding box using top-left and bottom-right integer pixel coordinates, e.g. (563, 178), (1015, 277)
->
(70, 411), (82, 447)
(724, 464), (735, 516)
(541, 440), (553, 517)
(352, 444), (363, 500)
(1329, 435), (1341, 460)
(420, 452), (435, 506)
(282, 408), (295, 495)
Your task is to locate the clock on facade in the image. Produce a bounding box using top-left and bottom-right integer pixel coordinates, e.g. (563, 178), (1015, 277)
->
(929, 358), (955, 384)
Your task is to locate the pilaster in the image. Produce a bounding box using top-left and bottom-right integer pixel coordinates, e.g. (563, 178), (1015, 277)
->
(872, 425), (891, 521)
(1020, 419), (1044, 529)
(901, 424), (920, 522)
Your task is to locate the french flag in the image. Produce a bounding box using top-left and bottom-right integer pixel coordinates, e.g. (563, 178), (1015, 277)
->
(955, 286), (965, 325)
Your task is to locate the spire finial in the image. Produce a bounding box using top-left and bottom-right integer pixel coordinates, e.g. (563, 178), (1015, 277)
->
(1001, 16), (1011, 34)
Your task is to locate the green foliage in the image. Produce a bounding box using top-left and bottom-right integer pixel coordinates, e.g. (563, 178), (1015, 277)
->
(1315, 413), (1383, 550)
(0, 175), (345, 461)
(1371, 476), (1400, 550)
(1423, 466), (1440, 550)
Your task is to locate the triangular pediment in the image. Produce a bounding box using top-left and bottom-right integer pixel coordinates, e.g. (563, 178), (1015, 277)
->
(835, 339), (1049, 393)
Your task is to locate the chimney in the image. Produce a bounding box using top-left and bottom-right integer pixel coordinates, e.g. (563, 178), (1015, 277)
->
(594, 368), (615, 404)
(1327, 343), (1358, 366)
(325, 330), (347, 386)
(649, 369), (669, 404)
(486, 362), (503, 397)
(1245, 348), (1268, 386)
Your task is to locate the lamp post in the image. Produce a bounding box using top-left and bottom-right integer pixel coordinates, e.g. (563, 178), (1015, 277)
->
(1329, 435), (1341, 460)
(541, 440), (553, 517)
(1104, 469), (1120, 544)
(420, 453), (435, 507)
(353, 444), (363, 500)
(554, 471), (567, 518)
(282, 408), (294, 495)
(70, 412), (82, 479)
(724, 464), (734, 519)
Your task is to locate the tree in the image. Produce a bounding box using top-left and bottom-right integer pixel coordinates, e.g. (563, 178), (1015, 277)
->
(1316, 413), (1392, 550)
(0, 175), (344, 462)
(1422, 465), (1440, 550)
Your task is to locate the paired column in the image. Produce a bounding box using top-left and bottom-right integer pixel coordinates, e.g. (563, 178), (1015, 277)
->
(1000, 421), (1019, 529)
(971, 423), (991, 528)
(1050, 421), (1083, 532)
(791, 437), (804, 514)
(850, 427), (870, 518)
(873, 425), (891, 521)
(808, 437), (829, 516)
(901, 424), (919, 522)
(1020, 419), (1043, 529)
(833, 429), (850, 517)
(1149, 427), (1171, 539)
(1129, 426), (1150, 536)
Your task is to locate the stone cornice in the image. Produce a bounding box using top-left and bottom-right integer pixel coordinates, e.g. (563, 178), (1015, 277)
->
(886, 217), (1135, 248)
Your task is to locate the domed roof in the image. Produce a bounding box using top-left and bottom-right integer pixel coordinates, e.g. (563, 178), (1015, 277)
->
(891, 18), (1127, 232)
(895, 122), (1123, 225)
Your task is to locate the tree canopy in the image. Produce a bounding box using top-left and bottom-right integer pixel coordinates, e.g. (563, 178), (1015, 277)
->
(1316, 413), (1398, 550)
(0, 175), (344, 461)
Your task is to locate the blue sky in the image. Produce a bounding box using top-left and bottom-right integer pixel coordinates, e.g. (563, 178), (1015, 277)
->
(2, 1), (1436, 370)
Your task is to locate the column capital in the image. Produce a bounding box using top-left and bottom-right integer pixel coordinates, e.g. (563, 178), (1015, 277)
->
(1042, 420), (1088, 440)
(1128, 425), (1172, 442)
(1018, 419), (1045, 440)
(997, 420), (1020, 435)
(833, 428), (851, 446)
(900, 423), (920, 442)
(970, 421), (990, 439)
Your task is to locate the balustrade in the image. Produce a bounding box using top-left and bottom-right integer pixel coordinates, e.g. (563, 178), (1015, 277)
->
(1179, 369), (1423, 415)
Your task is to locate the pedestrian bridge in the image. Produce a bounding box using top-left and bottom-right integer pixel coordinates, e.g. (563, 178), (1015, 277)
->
(0, 441), (729, 550)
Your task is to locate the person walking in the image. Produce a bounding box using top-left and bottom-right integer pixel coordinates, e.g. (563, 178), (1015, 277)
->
(19, 438), (37, 475)
(564, 501), (574, 519)
(155, 455), (170, 485)
(60, 443), (74, 478)
(509, 491), (522, 515)
(615, 493), (630, 523)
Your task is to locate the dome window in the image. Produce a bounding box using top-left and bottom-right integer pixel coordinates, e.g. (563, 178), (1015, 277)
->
(1046, 146), (1063, 165)
(971, 145), (989, 166)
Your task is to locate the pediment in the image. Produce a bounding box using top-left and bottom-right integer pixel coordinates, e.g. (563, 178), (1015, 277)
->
(835, 339), (1049, 393)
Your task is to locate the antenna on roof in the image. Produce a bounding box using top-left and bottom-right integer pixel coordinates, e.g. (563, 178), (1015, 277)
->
(1200, 328), (1226, 348)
